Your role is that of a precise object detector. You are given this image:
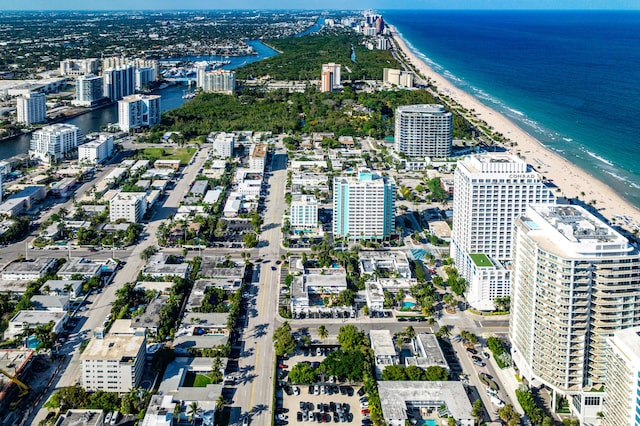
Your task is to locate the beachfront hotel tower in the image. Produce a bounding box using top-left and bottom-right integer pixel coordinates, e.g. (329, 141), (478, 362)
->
(118, 94), (161, 132)
(394, 104), (452, 159)
(602, 326), (640, 426)
(321, 63), (341, 93)
(450, 153), (555, 310)
(333, 169), (395, 240)
(510, 204), (640, 424)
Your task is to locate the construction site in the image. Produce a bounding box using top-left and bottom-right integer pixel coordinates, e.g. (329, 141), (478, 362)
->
(0, 349), (34, 425)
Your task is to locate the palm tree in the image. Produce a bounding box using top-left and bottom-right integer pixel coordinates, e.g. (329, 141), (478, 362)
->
(404, 326), (416, 340)
(187, 401), (202, 422)
(318, 325), (328, 340)
(215, 395), (226, 411)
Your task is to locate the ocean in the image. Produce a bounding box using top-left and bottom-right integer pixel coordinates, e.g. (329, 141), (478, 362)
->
(383, 10), (640, 208)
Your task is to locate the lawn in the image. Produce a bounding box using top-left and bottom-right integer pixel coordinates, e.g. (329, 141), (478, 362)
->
(140, 147), (197, 165)
(182, 371), (213, 387)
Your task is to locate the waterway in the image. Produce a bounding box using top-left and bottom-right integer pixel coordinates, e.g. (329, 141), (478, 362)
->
(0, 40), (279, 160)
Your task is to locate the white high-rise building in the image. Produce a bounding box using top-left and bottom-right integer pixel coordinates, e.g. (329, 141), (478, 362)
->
(333, 169), (395, 240)
(16, 92), (46, 125)
(80, 335), (146, 393)
(209, 132), (235, 158)
(249, 143), (267, 171)
(451, 153), (555, 310)
(118, 94), (161, 132)
(78, 134), (114, 164)
(59, 58), (99, 76)
(103, 65), (136, 101)
(74, 74), (104, 106)
(29, 123), (83, 163)
(603, 326), (640, 426)
(395, 104), (452, 158)
(102, 57), (159, 77)
(134, 67), (156, 91)
(510, 204), (640, 424)
(290, 195), (318, 229)
(321, 63), (341, 92)
(196, 68), (236, 93)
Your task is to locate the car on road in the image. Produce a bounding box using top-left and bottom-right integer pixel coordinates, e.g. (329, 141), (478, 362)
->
(482, 351), (490, 359)
(466, 347), (478, 354)
(471, 355), (483, 363)
(242, 415), (250, 426)
(271, 266), (277, 271)
(361, 409), (370, 415)
(276, 414), (288, 421)
(278, 363), (289, 369)
(473, 359), (486, 367)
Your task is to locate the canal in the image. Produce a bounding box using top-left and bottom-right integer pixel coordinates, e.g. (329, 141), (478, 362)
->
(0, 40), (279, 160)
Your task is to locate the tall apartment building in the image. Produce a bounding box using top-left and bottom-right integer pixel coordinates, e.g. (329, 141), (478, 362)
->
(78, 134), (114, 164)
(29, 123), (83, 163)
(450, 153), (555, 310)
(510, 204), (640, 424)
(209, 132), (235, 158)
(74, 74), (105, 107)
(290, 195), (318, 229)
(80, 335), (146, 393)
(135, 67), (156, 91)
(196, 68), (236, 93)
(118, 94), (161, 132)
(103, 65), (136, 101)
(59, 58), (99, 76)
(333, 169), (395, 240)
(602, 326), (640, 426)
(109, 192), (147, 223)
(16, 92), (47, 125)
(395, 104), (452, 158)
(383, 68), (413, 88)
(321, 63), (341, 92)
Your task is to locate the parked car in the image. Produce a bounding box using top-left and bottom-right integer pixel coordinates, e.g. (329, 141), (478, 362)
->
(466, 347), (478, 355)
(278, 363), (289, 369)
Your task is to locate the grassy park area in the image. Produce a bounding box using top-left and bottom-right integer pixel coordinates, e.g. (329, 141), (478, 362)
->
(140, 147), (197, 165)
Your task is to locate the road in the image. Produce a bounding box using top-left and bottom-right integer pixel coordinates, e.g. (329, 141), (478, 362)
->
(28, 145), (210, 425)
(229, 144), (287, 426)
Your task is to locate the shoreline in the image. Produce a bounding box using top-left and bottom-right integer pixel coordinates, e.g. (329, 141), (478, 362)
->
(388, 24), (640, 231)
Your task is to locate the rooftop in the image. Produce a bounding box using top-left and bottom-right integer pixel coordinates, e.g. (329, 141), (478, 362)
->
(3, 257), (56, 274)
(10, 310), (66, 324)
(56, 410), (104, 426)
(80, 335), (145, 361)
(370, 330), (397, 357)
(469, 253), (494, 268)
(609, 326), (640, 369)
(378, 381), (473, 422)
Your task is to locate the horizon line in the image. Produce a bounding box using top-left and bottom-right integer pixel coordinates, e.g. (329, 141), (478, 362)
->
(2, 8), (640, 12)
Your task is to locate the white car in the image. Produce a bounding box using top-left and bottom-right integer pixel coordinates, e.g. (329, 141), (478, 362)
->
(277, 414), (288, 421)
(314, 385), (320, 395)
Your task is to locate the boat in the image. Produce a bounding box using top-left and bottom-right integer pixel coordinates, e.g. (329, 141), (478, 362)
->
(182, 92), (197, 100)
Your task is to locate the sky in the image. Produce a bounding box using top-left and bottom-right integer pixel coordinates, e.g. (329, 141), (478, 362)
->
(2, 0), (640, 11)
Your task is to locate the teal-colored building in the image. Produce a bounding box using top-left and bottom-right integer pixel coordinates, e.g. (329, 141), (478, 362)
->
(333, 169), (395, 240)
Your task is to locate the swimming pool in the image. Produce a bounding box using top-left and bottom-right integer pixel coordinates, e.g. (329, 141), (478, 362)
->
(403, 301), (416, 309)
(423, 420), (437, 426)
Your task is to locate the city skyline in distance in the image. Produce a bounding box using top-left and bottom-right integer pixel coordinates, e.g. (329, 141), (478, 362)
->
(3, 0), (640, 11)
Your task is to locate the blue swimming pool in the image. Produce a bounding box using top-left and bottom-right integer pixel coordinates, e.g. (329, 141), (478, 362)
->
(423, 420), (437, 426)
(403, 301), (416, 309)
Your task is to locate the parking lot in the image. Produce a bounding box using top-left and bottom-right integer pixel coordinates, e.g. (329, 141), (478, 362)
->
(276, 351), (368, 425)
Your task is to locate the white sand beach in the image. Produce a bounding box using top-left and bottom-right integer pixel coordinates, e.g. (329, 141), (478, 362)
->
(389, 25), (640, 230)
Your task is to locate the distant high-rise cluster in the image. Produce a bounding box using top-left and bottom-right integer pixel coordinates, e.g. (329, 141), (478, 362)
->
(394, 104), (452, 159)
(118, 94), (161, 132)
(321, 63), (341, 93)
(16, 92), (47, 125)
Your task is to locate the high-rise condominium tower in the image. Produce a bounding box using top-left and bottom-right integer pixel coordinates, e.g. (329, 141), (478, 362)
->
(510, 204), (640, 424)
(394, 104), (452, 159)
